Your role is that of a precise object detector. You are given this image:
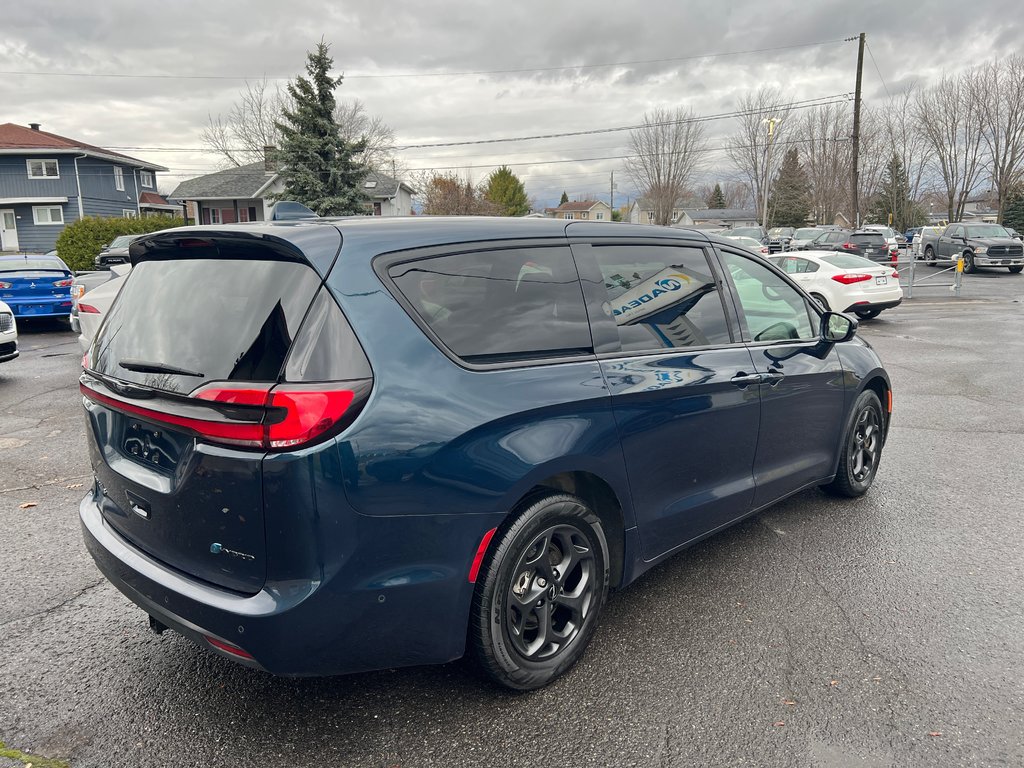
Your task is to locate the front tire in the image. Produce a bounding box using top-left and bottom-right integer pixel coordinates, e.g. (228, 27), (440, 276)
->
(469, 493), (609, 691)
(823, 390), (885, 498)
(962, 251), (976, 274)
(1009, 265), (1023, 274)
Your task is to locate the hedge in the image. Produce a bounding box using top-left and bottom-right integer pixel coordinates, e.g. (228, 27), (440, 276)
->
(55, 215), (187, 272)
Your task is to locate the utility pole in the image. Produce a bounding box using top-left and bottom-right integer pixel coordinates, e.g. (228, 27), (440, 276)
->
(851, 32), (866, 228)
(761, 118), (778, 228)
(609, 170), (615, 220)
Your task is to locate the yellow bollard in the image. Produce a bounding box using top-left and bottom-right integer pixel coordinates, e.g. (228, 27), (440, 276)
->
(956, 256), (964, 273)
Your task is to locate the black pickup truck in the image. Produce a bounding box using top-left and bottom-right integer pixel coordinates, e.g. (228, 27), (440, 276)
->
(922, 223), (1024, 274)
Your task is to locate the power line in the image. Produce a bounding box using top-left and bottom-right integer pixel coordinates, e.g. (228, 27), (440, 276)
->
(0, 38), (851, 82)
(864, 42), (892, 99)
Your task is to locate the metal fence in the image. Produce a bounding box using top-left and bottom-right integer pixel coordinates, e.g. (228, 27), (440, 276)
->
(898, 252), (964, 299)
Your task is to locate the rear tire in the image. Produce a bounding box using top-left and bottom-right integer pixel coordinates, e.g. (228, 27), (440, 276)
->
(855, 308), (882, 320)
(1009, 265), (1023, 274)
(823, 390), (885, 498)
(810, 293), (830, 312)
(924, 245), (936, 266)
(469, 493), (609, 691)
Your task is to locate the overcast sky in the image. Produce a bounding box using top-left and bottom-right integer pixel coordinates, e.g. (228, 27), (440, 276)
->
(3, 0), (1020, 209)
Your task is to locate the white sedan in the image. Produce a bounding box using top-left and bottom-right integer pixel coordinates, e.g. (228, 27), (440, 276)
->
(723, 235), (770, 255)
(0, 299), (18, 364)
(77, 267), (130, 353)
(770, 250), (903, 320)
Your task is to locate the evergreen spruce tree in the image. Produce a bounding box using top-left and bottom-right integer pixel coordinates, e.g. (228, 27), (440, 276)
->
(559, 190), (569, 205)
(483, 166), (530, 216)
(276, 41), (368, 215)
(706, 183), (727, 209)
(868, 154), (925, 232)
(767, 148), (811, 228)
(1001, 187), (1024, 232)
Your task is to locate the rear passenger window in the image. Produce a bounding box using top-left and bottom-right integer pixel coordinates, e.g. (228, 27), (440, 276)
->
(389, 247), (592, 363)
(589, 244), (732, 352)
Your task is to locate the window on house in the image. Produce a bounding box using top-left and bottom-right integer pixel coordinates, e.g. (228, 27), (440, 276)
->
(596, 212), (605, 220)
(139, 171), (154, 188)
(27, 159), (59, 179)
(209, 208), (222, 224)
(647, 212), (655, 222)
(581, 212), (588, 219)
(564, 213), (573, 220)
(671, 211), (680, 222)
(114, 167), (125, 191)
(238, 208), (249, 223)
(122, 209), (137, 218)
(32, 206), (64, 225)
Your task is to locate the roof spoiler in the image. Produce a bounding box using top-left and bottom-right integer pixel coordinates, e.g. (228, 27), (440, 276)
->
(267, 201), (319, 221)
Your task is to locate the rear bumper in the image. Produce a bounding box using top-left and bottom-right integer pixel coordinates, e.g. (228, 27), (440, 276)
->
(80, 491), (503, 676)
(843, 298), (902, 313)
(6, 298), (72, 318)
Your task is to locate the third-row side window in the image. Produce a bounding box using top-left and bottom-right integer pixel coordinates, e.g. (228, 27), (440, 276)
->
(389, 247), (593, 364)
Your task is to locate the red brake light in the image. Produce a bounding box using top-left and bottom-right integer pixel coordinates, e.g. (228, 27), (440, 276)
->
(831, 273), (873, 285)
(53, 278), (73, 288)
(266, 386), (357, 448)
(0, 281), (10, 289)
(841, 242), (855, 250)
(78, 303), (101, 314)
(891, 271), (899, 279)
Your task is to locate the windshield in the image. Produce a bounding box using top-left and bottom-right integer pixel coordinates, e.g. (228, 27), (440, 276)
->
(768, 228), (794, 237)
(0, 258), (68, 273)
(794, 228), (820, 239)
(964, 225), (1011, 238)
(730, 227), (762, 239)
(108, 235), (138, 248)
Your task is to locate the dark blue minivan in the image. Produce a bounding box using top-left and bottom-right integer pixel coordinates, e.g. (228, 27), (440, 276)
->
(80, 218), (891, 690)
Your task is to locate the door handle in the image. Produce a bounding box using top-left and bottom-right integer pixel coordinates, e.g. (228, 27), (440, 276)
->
(730, 372), (763, 387)
(763, 369), (785, 385)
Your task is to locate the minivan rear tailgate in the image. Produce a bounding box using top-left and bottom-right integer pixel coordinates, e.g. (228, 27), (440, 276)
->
(83, 391), (267, 594)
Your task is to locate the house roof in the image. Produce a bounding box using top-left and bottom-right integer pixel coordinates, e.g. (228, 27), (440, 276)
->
(139, 191), (177, 209)
(683, 208), (758, 221)
(169, 162), (277, 201)
(0, 123), (167, 171)
(549, 200), (607, 212)
(171, 165), (413, 203)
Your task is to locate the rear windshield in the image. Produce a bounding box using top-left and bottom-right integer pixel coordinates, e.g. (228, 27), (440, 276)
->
(0, 258), (67, 272)
(90, 258), (321, 393)
(850, 233), (885, 244)
(822, 254), (882, 270)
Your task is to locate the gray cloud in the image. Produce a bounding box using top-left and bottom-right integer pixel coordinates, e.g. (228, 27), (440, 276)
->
(2, 0), (1021, 206)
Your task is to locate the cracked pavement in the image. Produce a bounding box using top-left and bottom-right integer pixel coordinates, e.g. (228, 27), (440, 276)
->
(1, 270), (1023, 767)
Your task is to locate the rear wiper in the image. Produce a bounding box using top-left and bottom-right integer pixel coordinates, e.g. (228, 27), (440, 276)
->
(119, 359), (205, 377)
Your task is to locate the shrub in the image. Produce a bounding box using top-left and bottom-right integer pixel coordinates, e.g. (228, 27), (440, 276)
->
(55, 215), (186, 272)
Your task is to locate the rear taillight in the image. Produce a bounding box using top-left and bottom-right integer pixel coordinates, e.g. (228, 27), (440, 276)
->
(78, 303), (101, 314)
(81, 377), (368, 451)
(831, 273), (873, 285)
(53, 278), (73, 288)
(891, 271), (899, 279)
(841, 242), (855, 250)
(204, 635), (253, 660)
(72, 284), (86, 300)
(0, 281), (10, 289)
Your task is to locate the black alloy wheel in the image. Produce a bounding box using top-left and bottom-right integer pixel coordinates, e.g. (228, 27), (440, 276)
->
(469, 493), (609, 691)
(924, 246), (936, 266)
(962, 251), (976, 274)
(823, 390), (884, 498)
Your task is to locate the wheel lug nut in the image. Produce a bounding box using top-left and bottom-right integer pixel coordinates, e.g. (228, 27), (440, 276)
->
(537, 578), (546, 588)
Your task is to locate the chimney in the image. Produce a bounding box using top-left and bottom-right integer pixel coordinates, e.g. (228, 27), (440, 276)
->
(29, 123), (41, 131)
(263, 145), (278, 173)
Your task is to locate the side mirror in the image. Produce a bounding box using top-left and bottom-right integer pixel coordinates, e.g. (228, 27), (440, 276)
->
(822, 311), (857, 343)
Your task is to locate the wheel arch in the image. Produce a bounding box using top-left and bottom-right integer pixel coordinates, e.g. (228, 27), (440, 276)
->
(861, 373), (892, 442)
(511, 470), (628, 589)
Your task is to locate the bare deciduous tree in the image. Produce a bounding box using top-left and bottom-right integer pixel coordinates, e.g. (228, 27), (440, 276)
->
(625, 107), (708, 226)
(418, 172), (498, 215)
(726, 88), (787, 225)
(914, 72), (986, 221)
(201, 78), (399, 173)
(881, 87), (929, 203)
(973, 55), (1024, 222)
(797, 102), (851, 225)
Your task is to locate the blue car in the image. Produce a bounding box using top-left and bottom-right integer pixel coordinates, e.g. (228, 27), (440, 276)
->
(0, 254), (74, 320)
(79, 218), (892, 690)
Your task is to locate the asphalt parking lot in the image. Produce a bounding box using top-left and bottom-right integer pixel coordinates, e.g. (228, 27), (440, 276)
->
(2, 267), (1023, 768)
